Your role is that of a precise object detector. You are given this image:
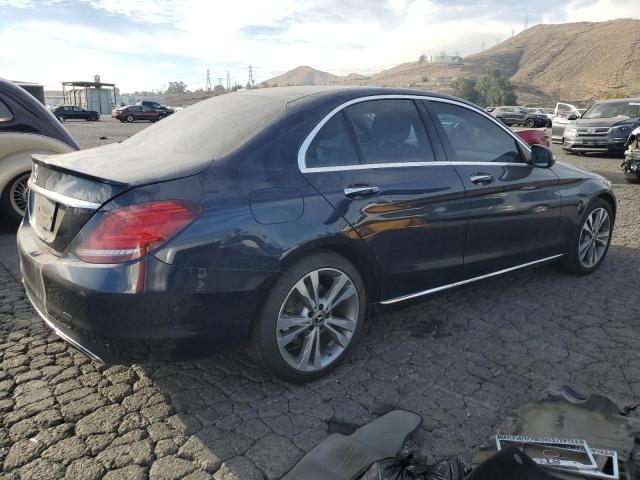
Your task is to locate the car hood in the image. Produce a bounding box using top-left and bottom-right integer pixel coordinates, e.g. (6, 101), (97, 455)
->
(573, 117), (639, 127)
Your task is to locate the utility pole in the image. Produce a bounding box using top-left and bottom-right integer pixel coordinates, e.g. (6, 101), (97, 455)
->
(247, 64), (254, 88)
(481, 40), (485, 51)
(511, 29), (515, 38)
(524, 14), (529, 30)
(218, 77), (222, 88)
(205, 69), (212, 92)
(226, 71), (230, 90)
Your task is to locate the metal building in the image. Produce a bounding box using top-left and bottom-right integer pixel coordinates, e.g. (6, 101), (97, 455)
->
(61, 75), (117, 114)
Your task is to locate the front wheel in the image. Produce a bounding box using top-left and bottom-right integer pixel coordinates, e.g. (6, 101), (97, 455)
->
(561, 198), (613, 275)
(525, 119), (535, 128)
(56, 115), (65, 122)
(127, 114), (135, 123)
(251, 252), (366, 383)
(1, 172), (31, 223)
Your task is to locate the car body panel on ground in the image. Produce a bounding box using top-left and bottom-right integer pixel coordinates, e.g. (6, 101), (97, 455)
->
(18, 86), (616, 375)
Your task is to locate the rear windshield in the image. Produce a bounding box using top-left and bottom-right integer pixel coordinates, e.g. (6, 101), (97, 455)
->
(582, 101), (640, 120)
(121, 91), (289, 160)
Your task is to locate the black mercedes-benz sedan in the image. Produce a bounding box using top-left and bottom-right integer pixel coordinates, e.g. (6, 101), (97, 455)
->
(18, 87), (616, 382)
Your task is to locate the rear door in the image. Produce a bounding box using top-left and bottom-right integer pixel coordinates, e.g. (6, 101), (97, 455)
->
(425, 100), (563, 278)
(300, 97), (468, 301)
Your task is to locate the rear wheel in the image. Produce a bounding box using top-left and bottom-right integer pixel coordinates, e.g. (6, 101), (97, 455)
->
(561, 198), (613, 275)
(525, 119), (535, 128)
(251, 252), (366, 383)
(1, 172), (30, 223)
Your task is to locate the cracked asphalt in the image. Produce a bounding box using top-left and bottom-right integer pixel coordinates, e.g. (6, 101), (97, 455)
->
(1, 120), (639, 479)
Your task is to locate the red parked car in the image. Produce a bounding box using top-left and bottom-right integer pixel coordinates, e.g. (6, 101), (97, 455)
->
(515, 129), (550, 147)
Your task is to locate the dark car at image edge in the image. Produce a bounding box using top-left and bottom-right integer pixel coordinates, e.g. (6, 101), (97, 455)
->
(112, 104), (166, 122)
(19, 87), (616, 382)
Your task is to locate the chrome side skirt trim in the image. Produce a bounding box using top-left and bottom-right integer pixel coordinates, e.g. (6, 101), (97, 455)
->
(24, 285), (105, 363)
(380, 254), (564, 305)
(28, 180), (101, 209)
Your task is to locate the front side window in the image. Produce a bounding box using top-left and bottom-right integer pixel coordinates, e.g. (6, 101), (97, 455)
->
(0, 98), (13, 122)
(344, 99), (434, 164)
(305, 111), (359, 168)
(428, 101), (523, 163)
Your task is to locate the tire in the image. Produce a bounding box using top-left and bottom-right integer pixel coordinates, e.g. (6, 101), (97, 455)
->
(561, 198), (613, 275)
(57, 115), (65, 122)
(1, 171), (31, 224)
(525, 119), (535, 128)
(251, 251), (366, 383)
(127, 115), (135, 123)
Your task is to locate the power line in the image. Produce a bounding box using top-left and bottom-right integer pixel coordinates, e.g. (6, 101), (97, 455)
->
(205, 69), (212, 92)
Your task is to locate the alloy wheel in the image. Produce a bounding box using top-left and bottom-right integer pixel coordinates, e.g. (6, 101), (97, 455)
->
(276, 268), (359, 372)
(578, 207), (610, 268)
(9, 173), (30, 217)
(127, 115), (134, 122)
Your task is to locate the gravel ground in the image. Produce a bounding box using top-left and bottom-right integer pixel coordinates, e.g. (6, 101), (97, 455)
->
(1, 122), (639, 479)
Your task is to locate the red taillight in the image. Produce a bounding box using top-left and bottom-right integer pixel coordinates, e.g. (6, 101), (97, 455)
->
(75, 200), (201, 264)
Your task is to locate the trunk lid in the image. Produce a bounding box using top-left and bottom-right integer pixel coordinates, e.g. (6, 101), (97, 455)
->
(29, 141), (212, 255)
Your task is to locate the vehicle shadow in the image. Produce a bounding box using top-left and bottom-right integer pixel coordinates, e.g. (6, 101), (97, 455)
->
(137, 242), (640, 477)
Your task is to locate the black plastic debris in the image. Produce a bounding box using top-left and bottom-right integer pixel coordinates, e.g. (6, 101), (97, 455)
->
(358, 450), (468, 480)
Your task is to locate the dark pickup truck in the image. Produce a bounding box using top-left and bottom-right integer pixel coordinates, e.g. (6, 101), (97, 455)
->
(562, 98), (640, 155)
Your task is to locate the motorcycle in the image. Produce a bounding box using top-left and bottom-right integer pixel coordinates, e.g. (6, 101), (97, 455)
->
(621, 126), (640, 183)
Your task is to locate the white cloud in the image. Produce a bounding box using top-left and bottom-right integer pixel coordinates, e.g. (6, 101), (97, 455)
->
(1, 0), (639, 91)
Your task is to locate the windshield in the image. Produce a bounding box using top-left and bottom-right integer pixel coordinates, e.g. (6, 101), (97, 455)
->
(582, 101), (640, 120)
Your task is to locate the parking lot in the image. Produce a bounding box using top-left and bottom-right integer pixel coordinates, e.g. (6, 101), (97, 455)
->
(1, 119), (639, 480)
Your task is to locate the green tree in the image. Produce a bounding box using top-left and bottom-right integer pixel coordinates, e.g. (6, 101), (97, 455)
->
(166, 81), (187, 94)
(421, 75), (429, 83)
(451, 77), (480, 104)
(476, 70), (517, 106)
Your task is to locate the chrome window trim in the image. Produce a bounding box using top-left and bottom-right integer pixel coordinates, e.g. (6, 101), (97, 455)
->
(380, 254), (563, 305)
(28, 179), (101, 209)
(297, 94), (532, 173)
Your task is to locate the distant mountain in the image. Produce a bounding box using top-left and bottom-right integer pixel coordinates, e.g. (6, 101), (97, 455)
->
(263, 66), (337, 86)
(262, 19), (640, 104)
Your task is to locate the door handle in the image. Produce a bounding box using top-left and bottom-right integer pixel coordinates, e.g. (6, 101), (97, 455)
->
(469, 173), (494, 185)
(344, 185), (380, 198)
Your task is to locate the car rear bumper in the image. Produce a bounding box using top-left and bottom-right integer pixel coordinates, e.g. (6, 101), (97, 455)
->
(18, 222), (274, 364)
(562, 137), (626, 154)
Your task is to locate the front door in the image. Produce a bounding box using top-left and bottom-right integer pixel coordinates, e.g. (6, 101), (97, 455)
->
(301, 98), (468, 300)
(425, 100), (563, 278)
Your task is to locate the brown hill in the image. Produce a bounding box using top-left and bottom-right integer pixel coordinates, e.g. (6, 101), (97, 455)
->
(263, 19), (640, 104)
(263, 66), (337, 86)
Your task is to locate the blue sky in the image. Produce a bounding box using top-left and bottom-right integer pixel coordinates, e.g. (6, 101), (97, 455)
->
(1, 0), (639, 91)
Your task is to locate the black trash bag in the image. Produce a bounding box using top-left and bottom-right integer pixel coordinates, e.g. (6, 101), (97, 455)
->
(358, 451), (468, 480)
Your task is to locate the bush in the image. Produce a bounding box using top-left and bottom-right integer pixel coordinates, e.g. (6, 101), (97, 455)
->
(452, 70), (517, 106)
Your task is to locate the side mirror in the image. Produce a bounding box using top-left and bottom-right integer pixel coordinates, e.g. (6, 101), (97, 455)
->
(531, 144), (555, 168)
(568, 113), (578, 120)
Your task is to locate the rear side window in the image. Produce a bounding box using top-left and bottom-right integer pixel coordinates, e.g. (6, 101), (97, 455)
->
(305, 112), (360, 168)
(344, 99), (434, 164)
(428, 101), (523, 163)
(0, 98), (12, 122)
